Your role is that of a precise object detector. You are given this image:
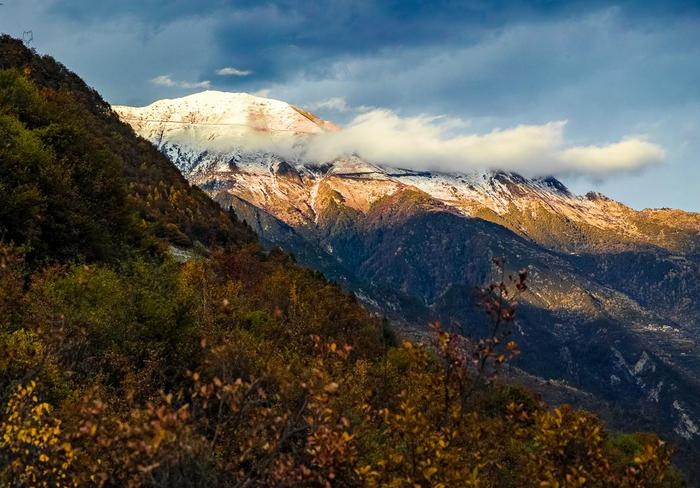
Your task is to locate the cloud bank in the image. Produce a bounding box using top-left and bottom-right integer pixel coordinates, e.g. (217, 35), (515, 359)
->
(300, 110), (664, 176)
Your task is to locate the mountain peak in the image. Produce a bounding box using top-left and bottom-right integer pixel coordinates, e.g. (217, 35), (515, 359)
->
(113, 90), (339, 138)
(115, 92), (631, 227)
(152, 90), (292, 110)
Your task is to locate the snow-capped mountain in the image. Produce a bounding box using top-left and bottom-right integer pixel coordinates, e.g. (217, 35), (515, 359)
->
(115, 90), (338, 138)
(115, 91), (698, 254)
(115, 91), (700, 455)
(114, 91), (337, 171)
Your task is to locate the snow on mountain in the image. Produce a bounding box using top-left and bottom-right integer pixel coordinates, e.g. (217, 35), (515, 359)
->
(114, 90), (699, 251)
(115, 92), (560, 207)
(113, 90), (338, 155)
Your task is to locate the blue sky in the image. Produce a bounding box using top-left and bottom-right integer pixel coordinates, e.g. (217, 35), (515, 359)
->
(1, 0), (699, 210)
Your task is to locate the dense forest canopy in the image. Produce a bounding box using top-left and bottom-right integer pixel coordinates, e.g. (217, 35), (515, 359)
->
(0, 36), (685, 486)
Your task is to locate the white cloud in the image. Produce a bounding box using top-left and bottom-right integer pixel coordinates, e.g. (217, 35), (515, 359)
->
(560, 139), (666, 174)
(299, 110), (664, 176)
(216, 66), (253, 76)
(151, 74), (211, 89)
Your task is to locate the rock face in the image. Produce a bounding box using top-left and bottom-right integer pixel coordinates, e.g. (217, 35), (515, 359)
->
(115, 91), (700, 463)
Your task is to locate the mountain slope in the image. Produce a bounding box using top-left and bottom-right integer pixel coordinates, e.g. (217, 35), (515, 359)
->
(0, 37), (255, 265)
(116, 91), (700, 473)
(1, 37), (685, 486)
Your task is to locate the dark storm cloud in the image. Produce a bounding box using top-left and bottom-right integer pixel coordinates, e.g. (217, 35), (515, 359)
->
(48, 0), (229, 23)
(28, 0), (700, 103)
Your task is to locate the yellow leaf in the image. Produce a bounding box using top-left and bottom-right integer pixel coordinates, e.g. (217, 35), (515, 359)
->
(324, 382), (339, 394)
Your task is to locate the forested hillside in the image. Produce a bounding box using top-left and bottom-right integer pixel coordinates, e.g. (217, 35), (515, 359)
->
(0, 36), (683, 486)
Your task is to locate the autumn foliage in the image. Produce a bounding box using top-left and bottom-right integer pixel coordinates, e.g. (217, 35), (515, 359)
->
(0, 36), (685, 486)
(0, 248), (683, 486)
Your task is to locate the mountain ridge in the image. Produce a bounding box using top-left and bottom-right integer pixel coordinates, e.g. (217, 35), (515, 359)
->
(116, 90), (700, 472)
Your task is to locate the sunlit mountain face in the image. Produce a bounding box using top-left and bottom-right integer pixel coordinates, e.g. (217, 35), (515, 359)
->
(117, 91), (700, 467)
